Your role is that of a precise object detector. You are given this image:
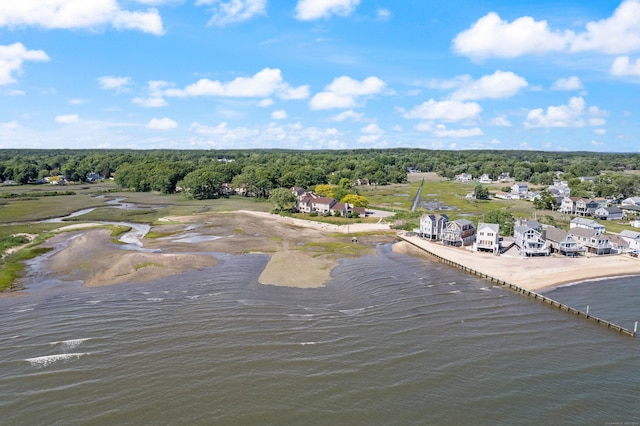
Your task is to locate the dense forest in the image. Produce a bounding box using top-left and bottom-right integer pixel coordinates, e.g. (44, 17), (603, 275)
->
(1, 149), (640, 201)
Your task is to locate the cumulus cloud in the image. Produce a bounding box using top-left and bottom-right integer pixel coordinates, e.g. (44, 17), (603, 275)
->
(376, 8), (391, 21)
(611, 56), (640, 76)
(0, 0), (164, 35)
(257, 98), (274, 107)
(331, 109), (364, 122)
(450, 70), (528, 100)
(403, 99), (482, 122)
(490, 115), (512, 127)
(98, 75), (131, 92)
(55, 114), (79, 123)
(0, 42), (49, 85)
(309, 75), (386, 110)
(295, 0), (360, 21)
(196, 0), (266, 26)
(357, 123), (384, 144)
(164, 68), (307, 100)
(452, 12), (568, 58)
(570, 0), (640, 54)
(453, 0), (640, 59)
(524, 96), (606, 128)
(147, 117), (177, 130)
(271, 109), (287, 120)
(133, 80), (170, 107)
(552, 76), (583, 90)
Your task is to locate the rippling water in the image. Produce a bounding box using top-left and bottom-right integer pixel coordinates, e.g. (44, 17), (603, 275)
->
(1, 245), (639, 425)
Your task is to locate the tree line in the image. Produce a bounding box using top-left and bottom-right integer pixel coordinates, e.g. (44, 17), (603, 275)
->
(1, 148), (640, 201)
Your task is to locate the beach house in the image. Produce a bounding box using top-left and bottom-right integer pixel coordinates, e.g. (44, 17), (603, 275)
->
(473, 222), (500, 254)
(542, 226), (580, 256)
(569, 217), (606, 233)
(621, 197), (640, 206)
(620, 230), (640, 251)
(442, 219), (475, 247)
(514, 220), (549, 256)
(418, 213), (449, 240)
(569, 228), (612, 255)
(510, 183), (529, 199)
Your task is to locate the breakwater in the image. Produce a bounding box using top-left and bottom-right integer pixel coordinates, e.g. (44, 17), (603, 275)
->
(398, 235), (637, 337)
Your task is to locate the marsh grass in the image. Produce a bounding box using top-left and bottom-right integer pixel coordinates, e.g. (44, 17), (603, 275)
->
(135, 262), (162, 271)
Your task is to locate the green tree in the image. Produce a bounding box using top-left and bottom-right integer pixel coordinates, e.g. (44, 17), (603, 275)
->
(483, 209), (515, 236)
(269, 187), (297, 212)
(179, 167), (225, 199)
(315, 184), (334, 197)
(474, 184), (490, 200)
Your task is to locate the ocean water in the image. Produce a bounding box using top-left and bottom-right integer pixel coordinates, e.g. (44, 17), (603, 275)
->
(1, 244), (639, 425)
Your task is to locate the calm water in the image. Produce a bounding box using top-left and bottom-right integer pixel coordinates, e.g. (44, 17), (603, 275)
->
(1, 244), (639, 425)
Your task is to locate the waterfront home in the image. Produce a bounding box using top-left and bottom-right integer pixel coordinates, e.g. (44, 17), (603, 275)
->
(418, 213), (449, 240)
(542, 226), (579, 256)
(497, 172), (514, 183)
(297, 194), (337, 214)
(608, 234), (630, 254)
(331, 202), (366, 218)
(593, 206), (624, 221)
(473, 222), (500, 254)
(514, 220), (549, 256)
(569, 217), (606, 233)
(442, 219), (475, 247)
(569, 228), (612, 255)
(620, 230), (640, 251)
(560, 197), (598, 216)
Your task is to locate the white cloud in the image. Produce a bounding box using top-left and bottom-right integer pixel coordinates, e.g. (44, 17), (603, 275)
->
(147, 117), (177, 130)
(611, 56), (640, 76)
(165, 68), (306, 100)
(133, 97), (168, 107)
(452, 12), (569, 58)
(358, 123), (384, 144)
(271, 109), (287, 120)
(552, 76), (583, 90)
(309, 75), (386, 110)
(196, 0), (266, 26)
(295, 0), (360, 21)
(361, 123), (383, 134)
(55, 114), (79, 124)
(450, 70), (527, 100)
(98, 75), (131, 92)
(525, 96), (606, 128)
(433, 126), (483, 138)
(570, 0), (640, 54)
(453, 1), (640, 59)
(5, 89), (25, 96)
(490, 115), (512, 127)
(0, 42), (49, 85)
(594, 128), (606, 135)
(257, 98), (274, 107)
(0, 0), (164, 35)
(376, 8), (391, 21)
(403, 99), (482, 122)
(331, 109), (364, 121)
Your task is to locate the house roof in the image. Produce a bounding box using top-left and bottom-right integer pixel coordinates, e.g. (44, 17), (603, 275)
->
(570, 217), (603, 227)
(543, 226), (570, 243)
(609, 234), (628, 247)
(453, 219), (474, 226)
(598, 207), (623, 214)
(477, 222), (499, 233)
(569, 227), (602, 238)
(620, 230), (640, 240)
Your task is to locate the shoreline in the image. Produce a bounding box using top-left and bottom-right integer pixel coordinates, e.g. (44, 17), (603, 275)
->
(6, 210), (640, 293)
(395, 235), (640, 292)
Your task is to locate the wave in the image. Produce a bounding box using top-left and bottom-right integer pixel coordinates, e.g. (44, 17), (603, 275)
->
(549, 274), (640, 291)
(26, 353), (89, 367)
(50, 338), (90, 351)
(147, 298), (164, 302)
(339, 308), (366, 316)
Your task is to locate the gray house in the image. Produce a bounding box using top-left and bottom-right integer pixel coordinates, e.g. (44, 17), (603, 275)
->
(418, 213), (449, 240)
(569, 228), (612, 255)
(593, 207), (624, 221)
(514, 220), (549, 256)
(542, 226), (580, 256)
(442, 219), (475, 247)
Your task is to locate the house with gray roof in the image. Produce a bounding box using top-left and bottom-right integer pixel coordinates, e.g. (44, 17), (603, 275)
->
(569, 228), (612, 255)
(514, 220), (548, 256)
(570, 217), (606, 233)
(442, 219), (475, 247)
(593, 206), (624, 221)
(620, 230), (640, 251)
(418, 213), (449, 240)
(474, 222), (500, 254)
(542, 226), (580, 256)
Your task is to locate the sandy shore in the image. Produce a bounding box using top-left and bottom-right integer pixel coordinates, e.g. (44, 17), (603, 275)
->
(24, 211), (394, 289)
(396, 235), (640, 292)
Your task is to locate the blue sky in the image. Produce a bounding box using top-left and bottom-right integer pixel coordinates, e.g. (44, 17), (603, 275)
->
(1, 0), (639, 152)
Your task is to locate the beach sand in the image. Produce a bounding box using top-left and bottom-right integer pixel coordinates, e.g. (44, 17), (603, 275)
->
(28, 211), (394, 289)
(395, 235), (640, 292)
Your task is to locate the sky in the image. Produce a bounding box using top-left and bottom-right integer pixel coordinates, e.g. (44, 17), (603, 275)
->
(1, 0), (639, 152)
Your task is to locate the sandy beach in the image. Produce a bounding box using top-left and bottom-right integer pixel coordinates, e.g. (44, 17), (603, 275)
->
(28, 211), (395, 289)
(395, 234), (640, 292)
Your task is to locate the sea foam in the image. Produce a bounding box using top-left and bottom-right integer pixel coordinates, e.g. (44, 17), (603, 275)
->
(26, 353), (89, 367)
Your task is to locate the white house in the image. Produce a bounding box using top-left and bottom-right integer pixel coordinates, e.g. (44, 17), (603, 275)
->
(570, 228), (612, 255)
(478, 174), (492, 184)
(510, 183), (529, 199)
(455, 173), (473, 182)
(473, 222), (500, 254)
(630, 220), (640, 229)
(621, 197), (640, 206)
(569, 217), (606, 233)
(514, 220), (548, 256)
(620, 230), (640, 251)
